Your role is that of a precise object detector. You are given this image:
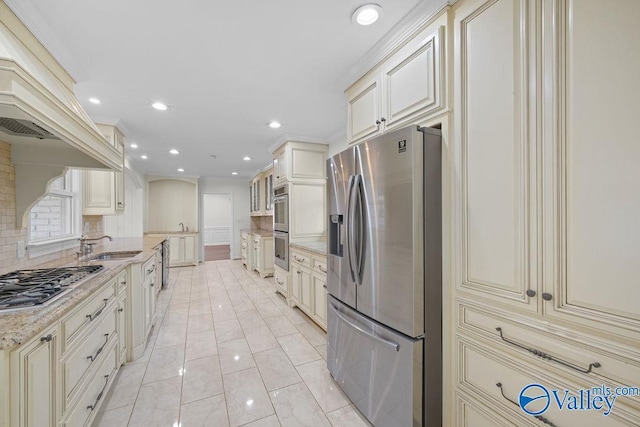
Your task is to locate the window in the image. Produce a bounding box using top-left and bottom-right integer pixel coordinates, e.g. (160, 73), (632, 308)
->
(29, 170), (81, 244)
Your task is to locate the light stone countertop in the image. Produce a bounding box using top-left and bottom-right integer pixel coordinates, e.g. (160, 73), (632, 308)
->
(0, 235), (166, 351)
(290, 241), (327, 256)
(240, 229), (273, 238)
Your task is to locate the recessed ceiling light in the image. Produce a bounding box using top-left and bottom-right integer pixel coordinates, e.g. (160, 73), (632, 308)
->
(232, 172), (238, 175)
(243, 156), (251, 161)
(177, 168), (184, 172)
(89, 97), (101, 104)
(130, 143), (138, 149)
(170, 149), (179, 155)
(141, 155), (148, 159)
(268, 121), (281, 129)
(152, 102), (168, 111)
(352, 4), (383, 26)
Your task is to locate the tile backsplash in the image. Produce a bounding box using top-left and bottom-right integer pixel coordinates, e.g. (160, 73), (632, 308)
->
(0, 141), (104, 275)
(250, 215), (273, 232)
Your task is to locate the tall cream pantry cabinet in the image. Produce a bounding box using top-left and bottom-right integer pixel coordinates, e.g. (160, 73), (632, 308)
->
(450, 0), (640, 425)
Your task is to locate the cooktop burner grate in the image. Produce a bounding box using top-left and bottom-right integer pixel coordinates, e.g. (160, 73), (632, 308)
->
(0, 265), (104, 310)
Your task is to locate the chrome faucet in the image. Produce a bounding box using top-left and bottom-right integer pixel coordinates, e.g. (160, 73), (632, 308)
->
(179, 222), (185, 232)
(78, 235), (113, 258)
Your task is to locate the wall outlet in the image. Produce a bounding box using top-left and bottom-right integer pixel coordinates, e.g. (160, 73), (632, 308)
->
(84, 222), (90, 232)
(17, 241), (26, 259)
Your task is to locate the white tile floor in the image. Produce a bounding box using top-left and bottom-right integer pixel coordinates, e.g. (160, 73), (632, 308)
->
(93, 260), (372, 427)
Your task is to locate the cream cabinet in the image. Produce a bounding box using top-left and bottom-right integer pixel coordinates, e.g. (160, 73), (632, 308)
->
(83, 124), (125, 215)
(249, 166), (274, 216)
(289, 247), (327, 330)
(168, 234), (198, 266)
(272, 141), (327, 184)
(250, 174), (262, 216)
(252, 234), (274, 278)
(346, 24), (444, 144)
(451, 0), (640, 424)
(241, 231), (252, 269)
(129, 254), (159, 360)
(9, 323), (58, 427)
(273, 265), (288, 298)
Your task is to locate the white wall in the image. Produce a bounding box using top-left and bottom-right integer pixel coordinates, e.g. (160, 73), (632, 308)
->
(203, 194), (231, 228)
(199, 177), (250, 260)
(103, 164), (144, 237)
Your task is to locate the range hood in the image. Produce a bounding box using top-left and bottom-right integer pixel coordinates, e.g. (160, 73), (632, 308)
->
(0, 2), (122, 227)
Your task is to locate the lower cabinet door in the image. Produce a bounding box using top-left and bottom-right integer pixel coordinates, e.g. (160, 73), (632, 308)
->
(117, 294), (127, 365)
(290, 265), (301, 304)
(183, 235), (197, 264)
(299, 268), (312, 314)
(312, 272), (327, 329)
(13, 324), (58, 427)
(327, 296), (424, 427)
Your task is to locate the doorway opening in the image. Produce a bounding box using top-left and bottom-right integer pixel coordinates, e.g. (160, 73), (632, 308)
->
(203, 193), (233, 261)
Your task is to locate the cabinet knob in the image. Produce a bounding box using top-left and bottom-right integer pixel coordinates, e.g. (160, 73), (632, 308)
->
(40, 334), (53, 342)
(375, 120), (381, 125)
(542, 292), (553, 301)
(297, 270), (301, 275)
(525, 289), (536, 297)
(380, 117), (386, 122)
(118, 308), (124, 312)
(323, 284), (327, 289)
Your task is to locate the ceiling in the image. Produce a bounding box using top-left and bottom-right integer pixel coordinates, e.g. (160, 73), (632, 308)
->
(6, 0), (428, 179)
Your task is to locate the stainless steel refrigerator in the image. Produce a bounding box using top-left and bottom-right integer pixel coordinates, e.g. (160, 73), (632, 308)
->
(326, 125), (442, 427)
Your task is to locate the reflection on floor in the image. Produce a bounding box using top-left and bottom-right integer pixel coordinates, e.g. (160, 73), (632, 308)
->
(205, 245), (230, 261)
(93, 259), (371, 427)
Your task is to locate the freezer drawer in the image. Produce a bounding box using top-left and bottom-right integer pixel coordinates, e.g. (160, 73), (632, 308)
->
(327, 296), (423, 426)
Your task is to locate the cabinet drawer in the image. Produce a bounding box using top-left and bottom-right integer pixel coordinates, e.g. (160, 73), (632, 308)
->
(291, 250), (311, 269)
(62, 305), (117, 407)
(456, 392), (520, 427)
(458, 300), (640, 393)
(274, 267), (288, 296)
(61, 279), (116, 352)
(142, 256), (156, 281)
(311, 255), (327, 275)
(457, 336), (638, 426)
(61, 341), (118, 427)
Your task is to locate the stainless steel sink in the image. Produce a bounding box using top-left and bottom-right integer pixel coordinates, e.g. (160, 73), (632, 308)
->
(89, 251), (142, 260)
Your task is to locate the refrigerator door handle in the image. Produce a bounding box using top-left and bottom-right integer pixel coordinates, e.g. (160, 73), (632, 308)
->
(329, 302), (400, 352)
(353, 174), (364, 284)
(346, 174), (357, 283)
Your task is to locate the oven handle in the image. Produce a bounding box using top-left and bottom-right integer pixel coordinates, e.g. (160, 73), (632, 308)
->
(329, 302), (399, 351)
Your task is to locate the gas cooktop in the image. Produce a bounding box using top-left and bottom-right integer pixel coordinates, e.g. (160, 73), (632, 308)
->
(0, 265), (104, 311)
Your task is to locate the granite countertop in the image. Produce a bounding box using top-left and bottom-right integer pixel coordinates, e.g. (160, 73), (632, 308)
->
(290, 241), (327, 256)
(0, 235), (166, 351)
(145, 231), (198, 235)
(240, 229), (273, 237)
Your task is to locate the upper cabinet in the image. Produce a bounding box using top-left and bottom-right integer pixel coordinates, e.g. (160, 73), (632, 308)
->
(83, 124), (125, 215)
(272, 142), (327, 184)
(347, 25), (445, 144)
(249, 165), (274, 217)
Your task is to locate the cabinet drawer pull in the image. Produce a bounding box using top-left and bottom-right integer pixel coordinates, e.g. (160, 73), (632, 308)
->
(276, 278), (284, 285)
(87, 374), (110, 411)
(496, 382), (558, 426)
(40, 334), (53, 343)
(118, 307), (124, 312)
(496, 327), (601, 374)
(87, 334), (109, 362)
(542, 292), (553, 301)
(526, 289), (536, 297)
(296, 270), (301, 275)
(318, 265), (327, 273)
(87, 299), (109, 322)
(146, 264), (156, 275)
(293, 256), (305, 263)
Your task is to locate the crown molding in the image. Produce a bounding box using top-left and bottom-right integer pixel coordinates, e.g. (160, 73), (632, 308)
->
(267, 133), (328, 154)
(337, 0), (455, 92)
